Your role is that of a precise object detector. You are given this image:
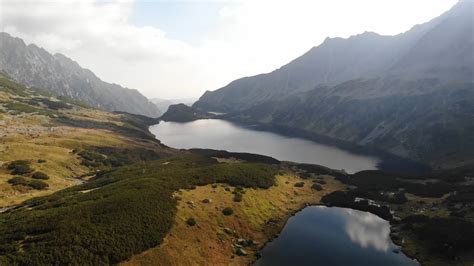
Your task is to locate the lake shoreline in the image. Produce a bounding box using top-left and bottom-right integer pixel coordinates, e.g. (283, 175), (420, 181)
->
(252, 204), (419, 266)
(151, 118), (430, 175)
(221, 118), (430, 175)
(151, 120), (380, 173)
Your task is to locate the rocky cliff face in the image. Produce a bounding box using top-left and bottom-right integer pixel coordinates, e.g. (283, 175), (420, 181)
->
(195, 1), (474, 168)
(0, 33), (160, 117)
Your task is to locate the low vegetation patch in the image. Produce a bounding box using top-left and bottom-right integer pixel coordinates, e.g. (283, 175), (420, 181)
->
(7, 160), (33, 175)
(294, 182), (305, 187)
(402, 215), (474, 260)
(222, 207), (234, 216)
(27, 180), (49, 190)
(28, 98), (72, 110)
(31, 172), (49, 180)
(311, 184), (323, 191)
(233, 192), (243, 202)
(321, 191), (393, 220)
(7, 176), (49, 190)
(5, 102), (41, 114)
(0, 155), (276, 265)
(7, 176), (28, 186)
(78, 147), (162, 168)
(186, 218), (197, 226)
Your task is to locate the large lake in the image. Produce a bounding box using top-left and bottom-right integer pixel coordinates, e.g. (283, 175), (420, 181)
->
(255, 206), (418, 266)
(150, 119), (380, 173)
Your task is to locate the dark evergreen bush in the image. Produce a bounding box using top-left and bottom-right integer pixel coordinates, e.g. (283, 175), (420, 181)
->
(294, 182), (305, 187)
(32, 172), (49, 180)
(186, 218), (197, 226)
(311, 184), (323, 191)
(8, 176), (28, 186)
(222, 207), (234, 216)
(8, 160), (33, 175)
(233, 192), (243, 202)
(28, 180), (49, 190)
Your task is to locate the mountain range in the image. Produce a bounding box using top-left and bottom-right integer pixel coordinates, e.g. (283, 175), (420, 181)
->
(151, 97), (197, 115)
(0, 32), (160, 117)
(194, 0), (474, 168)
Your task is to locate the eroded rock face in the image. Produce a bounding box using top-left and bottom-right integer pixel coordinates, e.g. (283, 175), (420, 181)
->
(0, 33), (160, 117)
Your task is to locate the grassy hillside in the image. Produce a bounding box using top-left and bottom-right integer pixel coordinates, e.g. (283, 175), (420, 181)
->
(0, 74), (172, 206)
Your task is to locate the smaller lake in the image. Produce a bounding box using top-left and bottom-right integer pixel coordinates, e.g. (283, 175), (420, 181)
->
(150, 119), (380, 173)
(255, 206), (418, 266)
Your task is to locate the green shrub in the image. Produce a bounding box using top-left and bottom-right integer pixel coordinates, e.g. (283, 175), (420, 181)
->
(5, 102), (41, 114)
(311, 184), (323, 191)
(7, 160), (33, 175)
(27, 180), (49, 190)
(32, 172), (49, 180)
(78, 150), (106, 163)
(233, 192), (243, 202)
(294, 182), (305, 188)
(7, 176), (28, 186)
(222, 207), (234, 216)
(186, 218), (197, 226)
(413, 217), (474, 259)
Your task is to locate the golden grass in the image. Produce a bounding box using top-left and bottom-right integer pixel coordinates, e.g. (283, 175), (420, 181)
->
(123, 173), (346, 266)
(0, 102), (163, 207)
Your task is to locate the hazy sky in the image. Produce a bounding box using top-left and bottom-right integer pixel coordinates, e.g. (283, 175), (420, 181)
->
(0, 0), (459, 99)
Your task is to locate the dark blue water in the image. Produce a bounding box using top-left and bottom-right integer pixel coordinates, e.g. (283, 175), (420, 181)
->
(255, 206), (418, 266)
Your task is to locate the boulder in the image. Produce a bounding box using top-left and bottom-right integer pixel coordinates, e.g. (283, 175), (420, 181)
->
(202, 198), (212, 203)
(237, 238), (247, 246)
(224, 227), (235, 235)
(236, 248), (247, 256)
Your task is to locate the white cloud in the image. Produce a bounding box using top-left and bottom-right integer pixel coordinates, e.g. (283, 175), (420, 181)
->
(0, 0), (458, 99)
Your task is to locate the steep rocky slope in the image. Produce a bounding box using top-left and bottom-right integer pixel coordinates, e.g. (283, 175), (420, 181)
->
(195, 1), (474, 167)
(195, 1), (473, 113)
(226, 79), (474, 168)
(0, 33), (160, 117)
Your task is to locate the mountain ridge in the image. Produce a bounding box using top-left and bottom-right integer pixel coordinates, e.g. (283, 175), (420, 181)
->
(194, 0), (474, 168)
(0, 32), (160, 117)
(194, 1), (473, 113)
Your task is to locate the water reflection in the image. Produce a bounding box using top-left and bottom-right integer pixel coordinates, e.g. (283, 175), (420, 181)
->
(341, 208), (391, 252)
(255, 206), (417, 266)
(150, 120), (380, 173)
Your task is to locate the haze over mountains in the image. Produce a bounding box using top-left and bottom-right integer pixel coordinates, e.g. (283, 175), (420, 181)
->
(0, 32), (160, 117)
(194, 0), (474, 168)
(151, 97), (197, 115)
